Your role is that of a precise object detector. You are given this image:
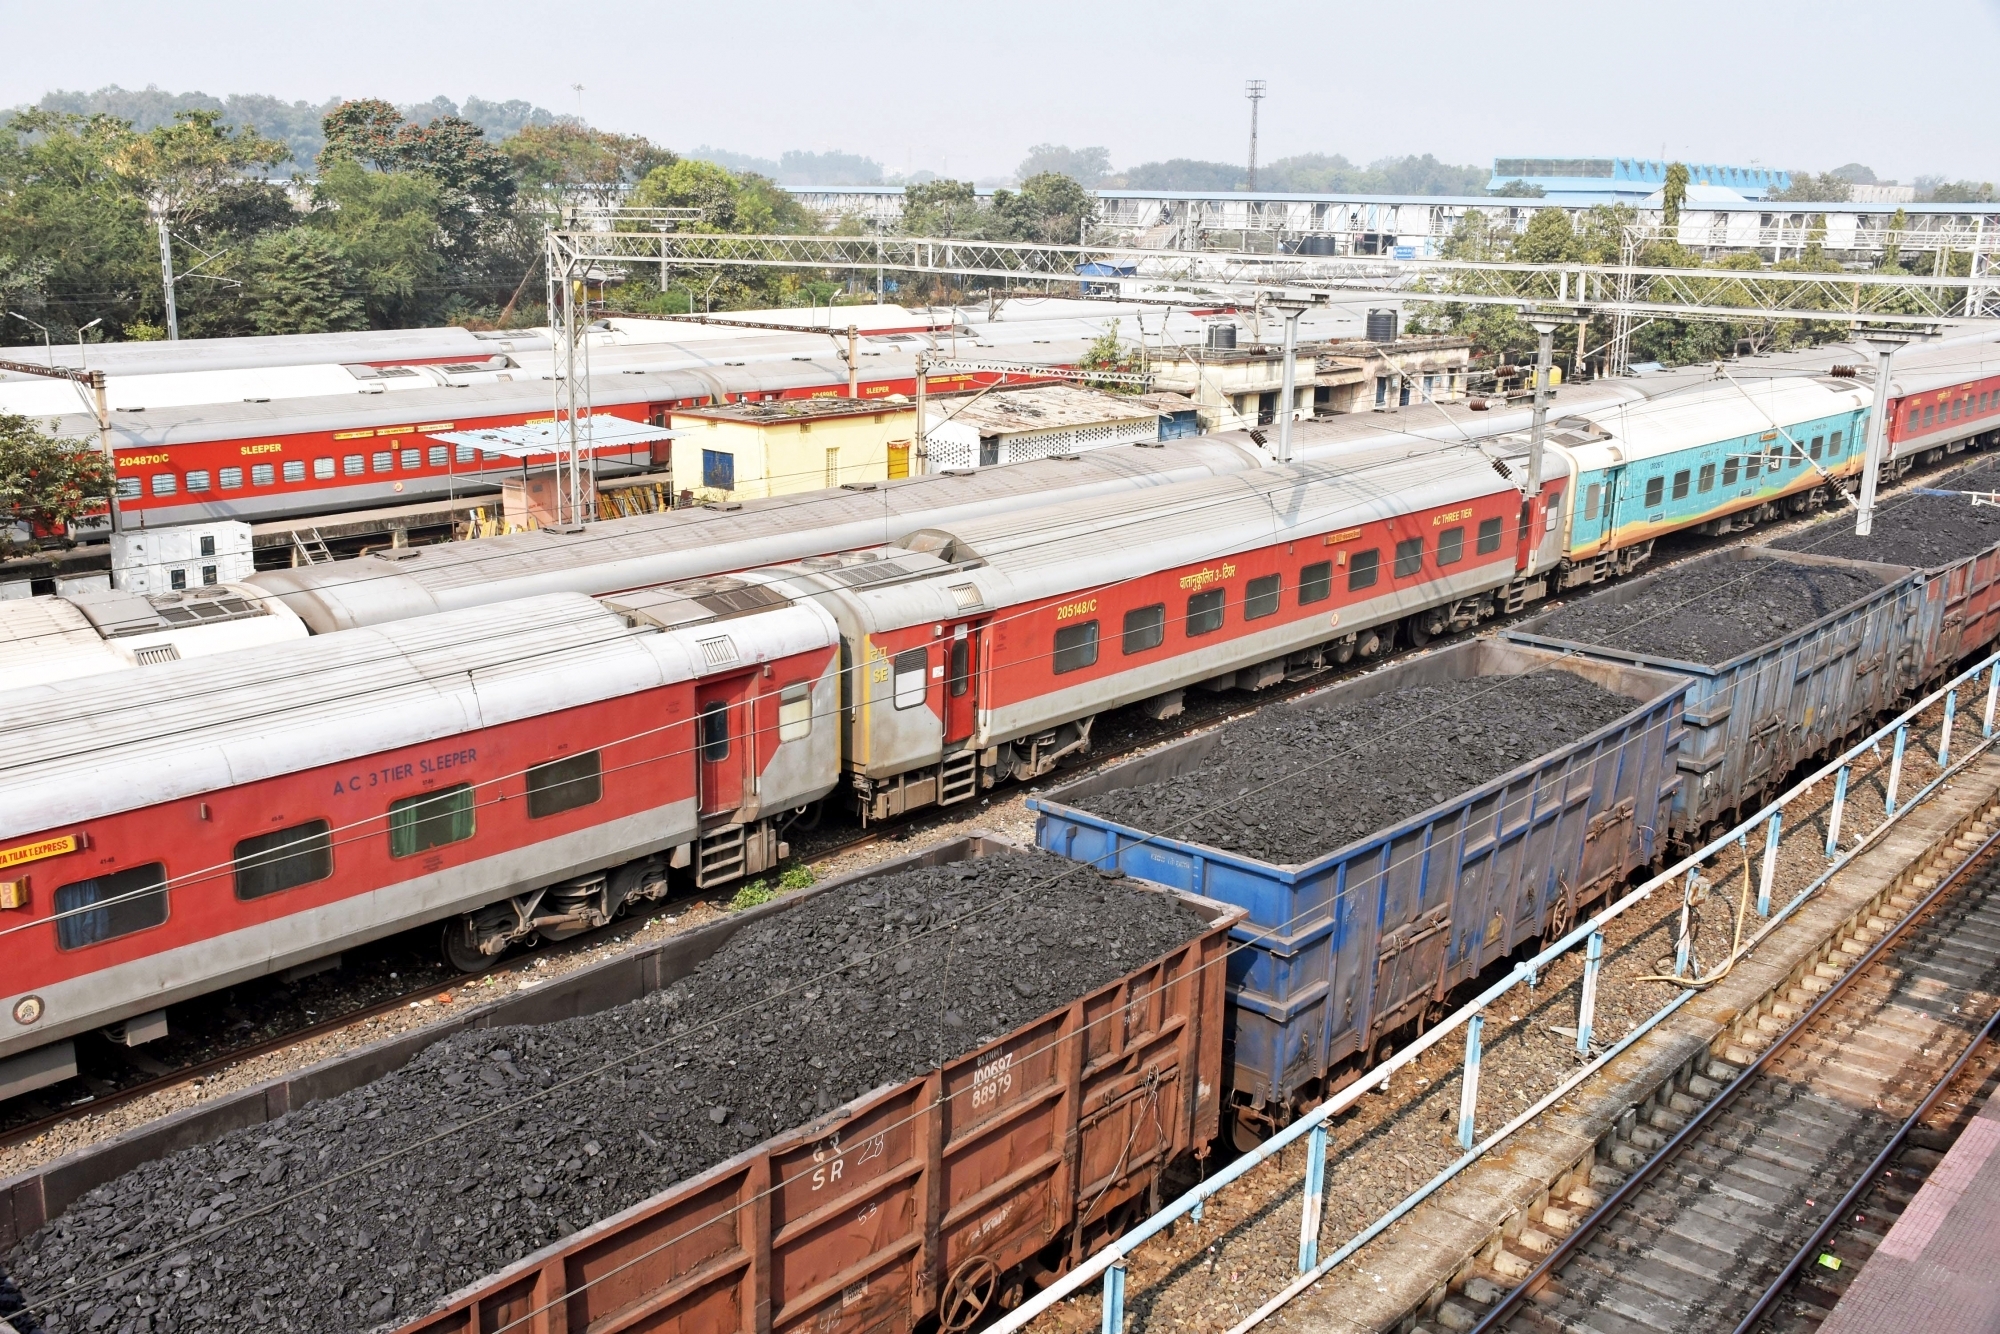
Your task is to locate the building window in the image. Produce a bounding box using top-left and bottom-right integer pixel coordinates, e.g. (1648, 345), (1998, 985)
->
(1394, 537), (1424, 577)
(1053, 621), (1100, 673)
(251, 464), (275, 486)
(150, 474), (177, 497)
(233, 821), (333, 900)
(201, 564), (217, 585)
(313, 457), (335, 480)
(282, 460), (305, 483)
(186, 470), (211, 492)
(1476, 517), (1503, 554)
(1375, 376), (1389, 406)
(55, 863), (168, 949)
(824, 447), (840, 487)
(699, 702), (730, 760)
(169, 568), (187, 590)
(1437, 526), (1465, 566)
(526, 752), (602, 819)
(1123, 604), (1166, 653)
(372, 451), (393, 473)
(399, 448), (420, 470)
(1698, 463), (1716, 493)
(428, 445), (448, 468)
(389, 785), (475, 858)
(892, 647), (928, 708)
(344, 455), (364, 476)
(1298, 561), (1332, 604)
(779, 683), (812, 740)
(1670, 470), (1690, 500)
(1185, 589), (1225, 636)
(1244, 574), (1281, 619)
(1644, 476), (1665, 507)
(702, 449), (735, 490)
(1348, 548), (1381, 589)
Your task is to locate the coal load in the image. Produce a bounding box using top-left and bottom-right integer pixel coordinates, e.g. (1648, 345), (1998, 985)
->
(1532, 556), (1879, 664)
(7, 853), (1204, 1334)
(1076, 671), (1633, 864)
(1771, 464), (2000, 568)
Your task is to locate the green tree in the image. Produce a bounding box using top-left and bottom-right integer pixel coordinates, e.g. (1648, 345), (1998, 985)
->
(1077, 319), (1145, 391)
(1016, 144), (1112, 187)
(113, 108), (289, 223)
(308, 160), (449, 326)
(243, 226), (364, 334)
(1661, 161), (1689, 235)
(1514, 207), (1577, 263)
(0, 111), (159, 341)
(0, 413), (115, 553)
(319, 99), (515, 260)
(1770, 172), (1852, 202)
(506, 122), (673, 207)
(629, 157), (746, 228)
(902, 179), (981, 236)
(989, 171), (1096, 243)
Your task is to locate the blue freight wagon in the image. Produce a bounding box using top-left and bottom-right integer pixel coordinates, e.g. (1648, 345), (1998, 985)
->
(1506, 546), (1919, 841)
(1028, 639), (1689, 1135)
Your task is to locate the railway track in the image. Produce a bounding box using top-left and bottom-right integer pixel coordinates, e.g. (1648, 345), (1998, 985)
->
(1465, 826), (2000, 1334)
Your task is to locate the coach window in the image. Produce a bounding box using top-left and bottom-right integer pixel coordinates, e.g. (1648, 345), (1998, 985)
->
(372, 451), (393, 473)
(892, 647), (929, 708)
(313, 458), (335, 480)
(1348, 548), (1381, 590)
(185, 470), (211, 492)
(234, 820), (333, 900)
(778, 683), (813, 740)
(1437, 526), (1465, 566)
(1245, 574), (1281, 619)
(150, 474), (177, 497)
(948, 640), (970, 696)
(55, 863), (168, 950)
(527, 752), (602, 819)
(1298, 562), (1332, 605)
(218, 467), (243, 490)
(1186, 589), (1226, 636)
(1908, 407), (1921, 431)
(456, 443), (478, 464)
(1583, 484), (1600, 520)
(1123, 604), (1166, 653)
(1745, 451), (1761, 480)
(1394, 537), (1424, 578)
(114, 477), (141, 500)
(1670, 469), (1691, 500)
(1475, 517), (1502, 555)
(1723, 456), (1740, 486)
(400, 449), (421, 470)
(1925, 405), (1935, 427)
(1698, 463), (1716, 493)
(428, 445), (448, 468)
(1644, 476), (1665, 507)
(388, 785), (475, 859)
(1829, 431), (1845, 456)
(1789, 445), (1805, 469)
(1053, 621), (1100, 672)
(251, 464), (275, 486)
(699, 703), (730, 761)
(343, 455), (364, 477)
(282, 460), (305, 483)
(1809, 435), (1824, 460)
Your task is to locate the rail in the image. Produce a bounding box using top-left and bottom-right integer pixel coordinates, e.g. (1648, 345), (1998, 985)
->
(987, 642), (2000, 1334)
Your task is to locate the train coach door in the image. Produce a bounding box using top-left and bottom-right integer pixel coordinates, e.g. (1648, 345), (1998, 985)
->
(696, 676), (754, 821)
(944, 620), (984, 746)
(1597, 465), (1625, 548)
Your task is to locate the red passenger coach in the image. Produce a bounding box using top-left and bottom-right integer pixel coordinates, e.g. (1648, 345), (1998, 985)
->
(0, 586), (841, 1100)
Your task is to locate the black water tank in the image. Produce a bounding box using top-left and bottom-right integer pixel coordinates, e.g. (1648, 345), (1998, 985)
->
(1366, 309), (1398, 342)
(1206, 322), (1238, 351)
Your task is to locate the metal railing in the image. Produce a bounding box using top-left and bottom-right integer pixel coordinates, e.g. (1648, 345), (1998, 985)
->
(986, 645), (2000, 1334)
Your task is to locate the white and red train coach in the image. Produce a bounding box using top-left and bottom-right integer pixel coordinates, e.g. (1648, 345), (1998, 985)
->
(0, 586), (841, 1099)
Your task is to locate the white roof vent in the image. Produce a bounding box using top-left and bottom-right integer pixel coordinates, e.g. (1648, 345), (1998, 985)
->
(697, 635), (739, 668)
(948, 583), (983, 610)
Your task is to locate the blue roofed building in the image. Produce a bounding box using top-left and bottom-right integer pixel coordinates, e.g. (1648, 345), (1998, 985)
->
(1489, 157), (1789, 205)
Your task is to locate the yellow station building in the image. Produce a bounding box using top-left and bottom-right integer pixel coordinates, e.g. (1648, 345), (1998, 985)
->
(668, 398), (919, 502)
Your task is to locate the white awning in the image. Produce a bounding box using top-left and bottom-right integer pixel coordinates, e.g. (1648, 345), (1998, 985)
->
(429, 416), (679, 460)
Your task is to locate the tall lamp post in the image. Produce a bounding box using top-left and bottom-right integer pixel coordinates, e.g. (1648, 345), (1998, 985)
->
(1854, 330), (1932, 537)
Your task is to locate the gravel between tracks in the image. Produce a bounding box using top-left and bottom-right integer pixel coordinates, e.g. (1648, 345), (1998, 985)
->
(1531, 554), (1882, 663)
(7, 852), (1205, 1334)
(1073, 671), (1634, 864)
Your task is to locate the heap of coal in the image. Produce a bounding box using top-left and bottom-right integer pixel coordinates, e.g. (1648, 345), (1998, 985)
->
(8, 853), (1206, 1334)
(1076, 670), (1635, 864)
(1772, 461), (2000, 569)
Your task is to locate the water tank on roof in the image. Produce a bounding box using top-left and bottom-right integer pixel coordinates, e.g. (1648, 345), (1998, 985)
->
(1366, 309), (1398, 343)
(1206, 323), (1238, 351)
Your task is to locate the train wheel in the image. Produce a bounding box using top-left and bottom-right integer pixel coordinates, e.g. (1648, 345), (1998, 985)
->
(939, 1255), (1000, 1332)
(442, 919), (502, 974)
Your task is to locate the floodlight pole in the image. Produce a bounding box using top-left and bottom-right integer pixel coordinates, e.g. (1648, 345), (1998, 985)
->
(1268, 294), (1321, 464)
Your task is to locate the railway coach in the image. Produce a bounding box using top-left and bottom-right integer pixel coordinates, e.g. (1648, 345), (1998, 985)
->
(0, 585), (842, 1101)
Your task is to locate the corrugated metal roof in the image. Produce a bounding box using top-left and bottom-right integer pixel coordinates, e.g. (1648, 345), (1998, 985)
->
(927, 384), (1161, 436)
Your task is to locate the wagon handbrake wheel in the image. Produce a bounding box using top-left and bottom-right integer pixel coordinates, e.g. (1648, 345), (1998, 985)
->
(940, 1254), (1001, 1332)
(1546, 879), (1575, 948)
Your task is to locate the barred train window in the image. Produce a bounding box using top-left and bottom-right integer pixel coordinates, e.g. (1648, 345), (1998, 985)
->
(251, 464), (275, 486)
(389, 785), (475, 858)
(282, 460), (305, 483)
(234, 821), (332, 900)
(527, 752), (601, 819)
(220, 467), (244, 489)
(344, 455), (364, 476)
(1123, 604), (1166, 654)
(1053, 621), (1100, 673)
(55, 863), (168, 949)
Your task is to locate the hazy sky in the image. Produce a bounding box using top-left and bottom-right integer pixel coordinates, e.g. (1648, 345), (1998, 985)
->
(5, 0), (1998, 184)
